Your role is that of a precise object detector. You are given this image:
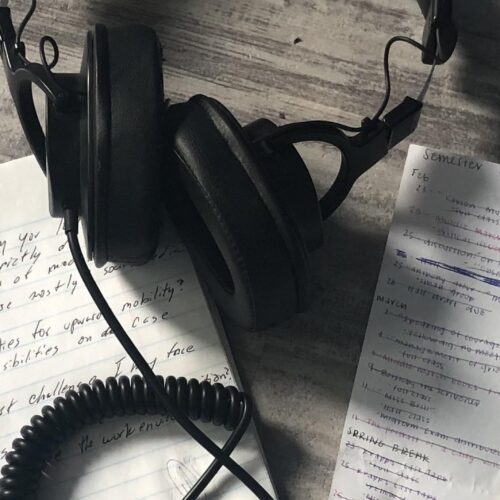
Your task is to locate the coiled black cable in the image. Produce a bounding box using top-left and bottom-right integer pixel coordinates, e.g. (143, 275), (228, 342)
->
(0, 210), (272, 500)
(0, 375), (252, 499)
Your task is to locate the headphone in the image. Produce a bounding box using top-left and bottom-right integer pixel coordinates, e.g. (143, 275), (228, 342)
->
(0, 0), (457, 333)
(0, 1), (457, 498)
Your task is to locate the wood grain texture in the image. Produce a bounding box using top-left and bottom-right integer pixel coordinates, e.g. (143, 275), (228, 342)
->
(1, 1), (500, 498)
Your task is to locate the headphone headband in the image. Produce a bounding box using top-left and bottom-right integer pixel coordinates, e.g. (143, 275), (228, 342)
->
(0, 4), (78, 171)
(0, 0), (457, 177)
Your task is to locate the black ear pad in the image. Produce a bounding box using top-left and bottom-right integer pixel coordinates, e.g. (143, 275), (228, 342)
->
(84, 24), (164, 267)
(243, 118), (324, 253)
(164, 95), (312, 331)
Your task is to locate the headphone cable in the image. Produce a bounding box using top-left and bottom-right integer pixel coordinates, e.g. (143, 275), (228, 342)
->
(371, 35), (429, 122)
(322, 35), (432, 134)
(64, 209), (273, 500)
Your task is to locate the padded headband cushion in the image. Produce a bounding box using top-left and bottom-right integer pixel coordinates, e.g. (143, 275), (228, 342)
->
(92, 24), (164, 267)
(164, 95), (311, 331)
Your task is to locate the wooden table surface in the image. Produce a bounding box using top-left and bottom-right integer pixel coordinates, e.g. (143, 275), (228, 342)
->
(1, 1), (500, 498)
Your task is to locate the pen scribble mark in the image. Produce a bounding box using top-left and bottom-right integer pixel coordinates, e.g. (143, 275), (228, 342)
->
(417, 257), (500, 288)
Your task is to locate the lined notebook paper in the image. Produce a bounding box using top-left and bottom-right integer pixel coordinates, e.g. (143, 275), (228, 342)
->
(330, 145), (500, 500)
(0, 156), (275, 499)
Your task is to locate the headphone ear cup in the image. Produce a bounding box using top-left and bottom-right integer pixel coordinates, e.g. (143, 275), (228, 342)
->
(82, 24), (164, 267)
(164, 95), (312, 331)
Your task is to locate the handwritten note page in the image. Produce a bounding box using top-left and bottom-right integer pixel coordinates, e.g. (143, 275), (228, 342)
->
(330, 145), (500, 500)
(0, 156), (275, 499)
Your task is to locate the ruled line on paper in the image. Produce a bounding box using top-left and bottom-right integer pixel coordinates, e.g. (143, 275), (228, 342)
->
(43, 429), (256, 488)
(0, 334), (222, 441)
(0, 265), (196, 335)
(0, 308), (211, 396)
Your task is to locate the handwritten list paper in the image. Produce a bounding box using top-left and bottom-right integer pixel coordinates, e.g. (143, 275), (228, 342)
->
(0, 156), (275, 499)
(330, 144), (500, 500)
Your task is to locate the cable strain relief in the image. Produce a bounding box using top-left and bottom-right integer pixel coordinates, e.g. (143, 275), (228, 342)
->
(63, 209), (79, 235)
(361, 116), (378, 133)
